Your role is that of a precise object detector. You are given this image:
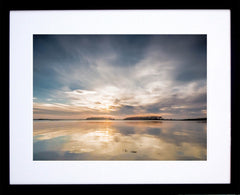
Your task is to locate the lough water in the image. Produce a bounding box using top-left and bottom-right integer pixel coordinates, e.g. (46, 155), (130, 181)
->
(33, 120), (206, 160)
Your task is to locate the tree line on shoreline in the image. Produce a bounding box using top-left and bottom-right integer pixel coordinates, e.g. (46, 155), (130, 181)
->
(35, 116), (207, 121)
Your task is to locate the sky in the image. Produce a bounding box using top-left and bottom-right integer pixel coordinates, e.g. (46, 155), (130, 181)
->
(33, 35), (206, 119)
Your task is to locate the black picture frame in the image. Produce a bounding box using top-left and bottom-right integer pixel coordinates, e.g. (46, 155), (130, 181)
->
(3, 0), (240, 194)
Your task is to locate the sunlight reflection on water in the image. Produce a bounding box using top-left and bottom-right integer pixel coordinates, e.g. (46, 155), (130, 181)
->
(33, 120), (206, 160)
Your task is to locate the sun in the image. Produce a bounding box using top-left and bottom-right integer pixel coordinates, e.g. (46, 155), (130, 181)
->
(104, 104), (110, 111)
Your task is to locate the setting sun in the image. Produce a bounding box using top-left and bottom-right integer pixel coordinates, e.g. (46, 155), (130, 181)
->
(105, 105), (110, 111)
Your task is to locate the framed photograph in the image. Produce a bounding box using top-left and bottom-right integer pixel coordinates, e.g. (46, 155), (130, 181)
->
(9, 9), (231, 186)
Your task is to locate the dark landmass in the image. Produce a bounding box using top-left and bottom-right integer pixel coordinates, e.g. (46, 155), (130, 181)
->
(124, 116), (163, 120)
(123, 116), (206, 121)
(163, 118), (207, 121)
(86, 117), (115, 120)
(34, 117), (206, 121)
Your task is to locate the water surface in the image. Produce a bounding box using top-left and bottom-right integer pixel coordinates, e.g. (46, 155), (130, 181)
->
(33, 120), (206, 160)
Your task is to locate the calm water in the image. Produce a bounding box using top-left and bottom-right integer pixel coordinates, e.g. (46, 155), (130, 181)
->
(33, 120), (206, 160)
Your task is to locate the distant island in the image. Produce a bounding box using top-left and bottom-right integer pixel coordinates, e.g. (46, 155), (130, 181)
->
(86, 117), (115, 120)
(124, 116), (163, 120)
(34, 116), (206, 121)
(123, 116), (206, 121)
(163, 118), (207, 121)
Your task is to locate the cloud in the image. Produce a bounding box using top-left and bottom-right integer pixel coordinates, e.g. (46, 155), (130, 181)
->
(33, 35), (206, 119)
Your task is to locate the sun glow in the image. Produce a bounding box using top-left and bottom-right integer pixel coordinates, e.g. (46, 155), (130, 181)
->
(104, 104), (110, 111)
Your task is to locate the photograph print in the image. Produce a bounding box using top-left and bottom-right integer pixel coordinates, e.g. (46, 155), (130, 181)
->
(33, 35), (207, 161)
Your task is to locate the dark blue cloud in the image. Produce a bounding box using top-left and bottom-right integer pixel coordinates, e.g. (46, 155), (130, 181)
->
(148, 35), (207, 82)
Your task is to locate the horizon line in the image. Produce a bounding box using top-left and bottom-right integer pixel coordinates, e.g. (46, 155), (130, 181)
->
(33, 117), (207, 121)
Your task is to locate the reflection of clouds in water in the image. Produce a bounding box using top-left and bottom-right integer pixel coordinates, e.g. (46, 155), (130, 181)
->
(33, 121), (206, 160)
(178, 142), (206, 160)
(114, 125), (135, 135)
(146, 127), (162, 135)
(33, 136), (69, 160)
